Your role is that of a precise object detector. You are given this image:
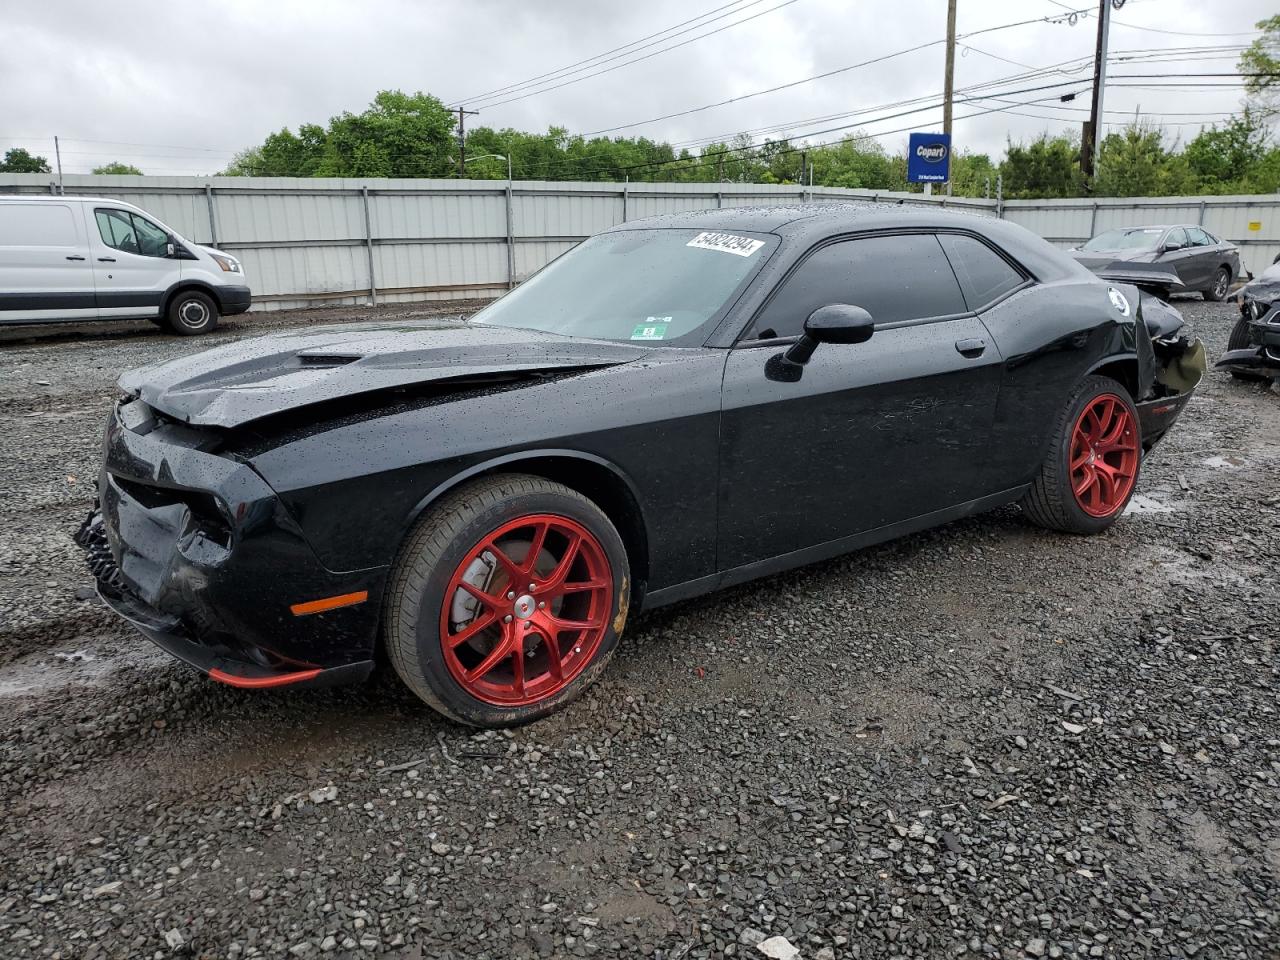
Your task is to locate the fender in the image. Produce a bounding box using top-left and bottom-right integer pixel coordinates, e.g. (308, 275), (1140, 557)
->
(401, 448), (653, 589)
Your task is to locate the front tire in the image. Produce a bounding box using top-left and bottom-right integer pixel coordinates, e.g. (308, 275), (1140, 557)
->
(1204, 267), (1231, 302)
(383, 474), (629, 727)
(1021, 376), (1142, 535)
(165, 290), (219, 336)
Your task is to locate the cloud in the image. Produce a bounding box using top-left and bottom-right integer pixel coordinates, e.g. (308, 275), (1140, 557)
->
(0, 0), (1269, 175)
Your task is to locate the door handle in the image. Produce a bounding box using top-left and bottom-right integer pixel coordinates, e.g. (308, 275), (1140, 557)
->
(955, 338), (986, 358)
(65, 255), (86, 261)
(97, 257), (116, 262)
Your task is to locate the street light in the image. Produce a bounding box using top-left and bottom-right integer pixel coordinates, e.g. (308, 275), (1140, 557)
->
(462, 153), (515, 290)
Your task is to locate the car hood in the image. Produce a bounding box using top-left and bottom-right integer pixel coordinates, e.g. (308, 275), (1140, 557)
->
(1235, 262), (1280, 304)
(120, 319), (651, 428)
(1069, 249), (1157, 269)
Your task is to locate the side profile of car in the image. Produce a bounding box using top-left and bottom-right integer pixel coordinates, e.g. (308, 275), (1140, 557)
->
(1070, 224), (1240, 301)
(77, 204), (1206, 727)
(0, 195), (250, 334)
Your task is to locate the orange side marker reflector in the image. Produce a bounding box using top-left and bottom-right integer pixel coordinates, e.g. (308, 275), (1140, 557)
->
(289, 590), (369, 616)
(209, 667), (323, 689)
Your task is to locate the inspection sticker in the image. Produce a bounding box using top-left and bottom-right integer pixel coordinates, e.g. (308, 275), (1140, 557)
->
(686, 231), (765, 257)
(631, 321), (669, 340)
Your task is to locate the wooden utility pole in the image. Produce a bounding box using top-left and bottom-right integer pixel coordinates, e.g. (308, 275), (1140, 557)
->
(1083, 0), (1120, 177)
(456, 106), (479, 177)
(943, 0), (957, 195)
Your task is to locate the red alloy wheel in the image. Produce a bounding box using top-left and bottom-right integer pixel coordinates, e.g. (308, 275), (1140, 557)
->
(1069, 394), (1140, 518)
(439, 514), (613, 707)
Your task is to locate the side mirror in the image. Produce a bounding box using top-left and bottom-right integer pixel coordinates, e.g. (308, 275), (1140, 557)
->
(1162, 240), (1183, 253)
(766, 304), (875, 382)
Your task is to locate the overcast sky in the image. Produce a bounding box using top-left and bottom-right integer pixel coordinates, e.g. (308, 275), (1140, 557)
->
(0, 0), (1271, 177)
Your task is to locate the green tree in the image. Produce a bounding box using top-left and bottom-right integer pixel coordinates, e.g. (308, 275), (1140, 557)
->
(91, 162), (144, 175)
(1093, 124), (1194, 197)
(1240, 15), (1280, 115)
(1184, 109), (1270, 190)
(0, 147), (51, 173)
(999, 134), (1083, 199)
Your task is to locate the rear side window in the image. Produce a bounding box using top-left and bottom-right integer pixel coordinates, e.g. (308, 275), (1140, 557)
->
(749, 233), (967, 339)
(938, 234), (1026, 310)
(0, 203), (79, 246)
(95, 208), (169, 257)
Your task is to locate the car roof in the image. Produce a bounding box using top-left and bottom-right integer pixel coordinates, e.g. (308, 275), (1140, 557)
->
(608, 201), (1089, 282)
(611, 201), (1004, 238)
(0, 194), (138, 206)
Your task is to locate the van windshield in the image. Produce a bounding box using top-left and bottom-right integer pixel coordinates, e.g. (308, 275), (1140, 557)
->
(471, 228), (775, 345)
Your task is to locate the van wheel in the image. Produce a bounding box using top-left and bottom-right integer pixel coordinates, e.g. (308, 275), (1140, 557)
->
(166, 291), (219, 336)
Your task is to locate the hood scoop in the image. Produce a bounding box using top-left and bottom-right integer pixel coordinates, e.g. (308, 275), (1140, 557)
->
(298, 352), (363, 367)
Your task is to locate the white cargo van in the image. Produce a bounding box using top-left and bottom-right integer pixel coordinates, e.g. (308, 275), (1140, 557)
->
(0, 195), (250, 335)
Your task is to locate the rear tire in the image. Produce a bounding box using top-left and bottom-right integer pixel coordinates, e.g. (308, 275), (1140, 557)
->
(383, 474), (630, 728)
(165, 290), (219, 336)
(1021, 375), (1142, 535)
(1204, 267), (1231, 302)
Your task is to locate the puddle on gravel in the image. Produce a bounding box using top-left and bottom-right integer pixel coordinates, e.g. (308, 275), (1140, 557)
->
(0, 645), (161, 699)
(1203, 454), (1246, 469)
(1126, 494), (1177, 515)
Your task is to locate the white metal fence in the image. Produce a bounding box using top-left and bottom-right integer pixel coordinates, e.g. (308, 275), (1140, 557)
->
(3, 173), (1277, 310)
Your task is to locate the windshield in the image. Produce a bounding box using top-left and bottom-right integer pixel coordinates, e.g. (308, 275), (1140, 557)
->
(1083, 228), (1163, 251)
(472, 228), (775, 345)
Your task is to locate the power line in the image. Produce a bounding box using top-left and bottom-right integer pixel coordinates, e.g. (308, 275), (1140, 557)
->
(576, 5), (1105, 139)
(467, 0), (802, 111)
(445, 0), (764, 107)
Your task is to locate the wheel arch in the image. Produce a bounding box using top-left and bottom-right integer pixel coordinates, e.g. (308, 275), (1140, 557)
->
(160, 280), (222, 317)
(1085, 352), (1140, 401)
(404, 450), (652, 607)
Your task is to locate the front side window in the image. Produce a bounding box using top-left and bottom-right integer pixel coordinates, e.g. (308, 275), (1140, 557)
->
(472, 228), (774, 345)
(748, 233), (967, 340)
(95, 208), (169, 257)
(938, 234), (1026, 310)
(1186, 227), (1212, 247)
(1164, 227), (1189, 249)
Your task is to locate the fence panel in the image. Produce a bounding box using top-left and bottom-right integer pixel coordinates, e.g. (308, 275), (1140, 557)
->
(6, 173), (1280, 309)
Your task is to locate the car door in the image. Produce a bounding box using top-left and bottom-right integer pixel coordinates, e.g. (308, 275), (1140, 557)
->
(0, 201), (97, 323)
(87, 206), (179, 319)
(1155, 227), (1199, 287)
(716, 232), (1003, 572)
(1185, 227), (1219, 290)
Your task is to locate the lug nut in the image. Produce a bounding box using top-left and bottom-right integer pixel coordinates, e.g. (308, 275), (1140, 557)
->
(528, 583), (536, 591)
(503, 615), (513, 623)
(506, 591), (516, 600)
(538, 601), (546, 609)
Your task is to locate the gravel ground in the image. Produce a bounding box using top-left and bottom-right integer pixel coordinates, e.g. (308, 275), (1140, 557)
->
(0, 300), (1276, 960)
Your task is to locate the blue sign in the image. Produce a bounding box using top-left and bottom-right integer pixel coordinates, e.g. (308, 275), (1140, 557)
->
(907, 132), (951, 183)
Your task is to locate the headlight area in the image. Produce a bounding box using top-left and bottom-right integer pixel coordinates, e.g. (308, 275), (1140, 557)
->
(79, 400), (382, 689)
(209, 252), (242, 273)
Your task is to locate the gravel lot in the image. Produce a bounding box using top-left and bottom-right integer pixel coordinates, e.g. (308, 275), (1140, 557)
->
(0, 300), (1276, 960)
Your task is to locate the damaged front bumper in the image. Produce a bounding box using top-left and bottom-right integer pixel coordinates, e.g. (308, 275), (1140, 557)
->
(1216, 302), (1280, 378)
(75, 399), (382, 689)
(1137, 335), (1206, 449)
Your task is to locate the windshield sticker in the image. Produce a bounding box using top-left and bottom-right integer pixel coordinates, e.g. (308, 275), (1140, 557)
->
(631, 322), (669, 340)
(686, 231), (765, 257)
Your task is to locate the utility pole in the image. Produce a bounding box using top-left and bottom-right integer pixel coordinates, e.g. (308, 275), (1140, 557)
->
(1083, 0), (1122, 178)
(54, 136), (64, 194)
(943, 0), (957, 196)
(456, 106), (478, 177)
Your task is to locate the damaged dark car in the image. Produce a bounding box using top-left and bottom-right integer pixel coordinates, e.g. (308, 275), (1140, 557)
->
(77, 205), (1206, 727)
(1219, 260), (1280, 381)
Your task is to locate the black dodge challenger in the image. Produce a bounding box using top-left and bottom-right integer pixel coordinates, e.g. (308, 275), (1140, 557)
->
(77, 204), (1206, 726)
